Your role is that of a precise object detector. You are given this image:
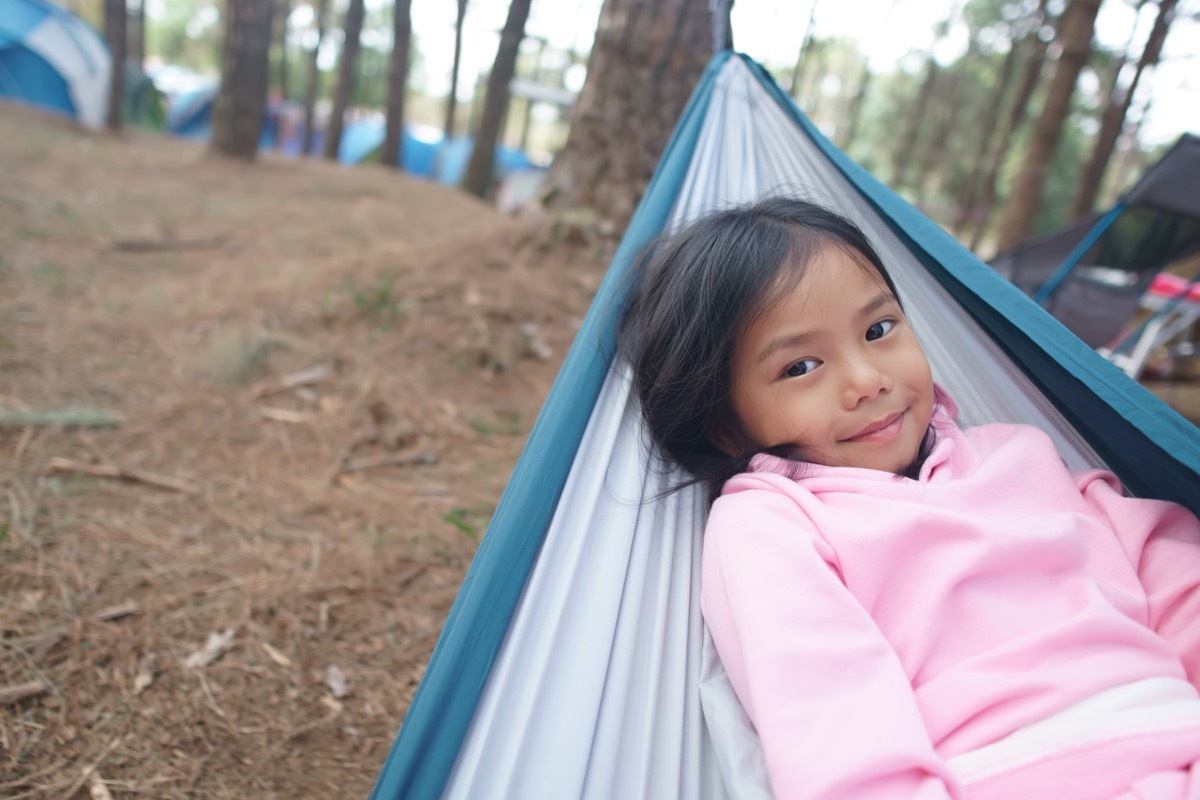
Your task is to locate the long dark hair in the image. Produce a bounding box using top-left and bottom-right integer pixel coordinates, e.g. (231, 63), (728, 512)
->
(619, 197), (913, 503)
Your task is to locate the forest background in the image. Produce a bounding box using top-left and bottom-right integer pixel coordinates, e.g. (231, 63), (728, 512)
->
(69, 0), (1199, 253)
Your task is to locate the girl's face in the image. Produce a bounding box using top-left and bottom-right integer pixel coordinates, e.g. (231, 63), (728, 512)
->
(724, 245), (935, 473)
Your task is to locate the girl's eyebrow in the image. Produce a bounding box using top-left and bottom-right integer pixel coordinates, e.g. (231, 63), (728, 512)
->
(755, 291), (896, 367)
(858, 292), (895, 318)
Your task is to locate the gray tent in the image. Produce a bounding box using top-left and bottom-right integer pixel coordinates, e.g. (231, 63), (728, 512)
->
(991, 135), (1200, 355)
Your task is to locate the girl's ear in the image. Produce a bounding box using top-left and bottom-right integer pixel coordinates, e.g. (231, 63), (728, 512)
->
(706, 418), (744, 458)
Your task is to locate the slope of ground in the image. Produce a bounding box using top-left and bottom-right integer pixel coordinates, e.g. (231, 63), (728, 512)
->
(0, 104), (608, 798)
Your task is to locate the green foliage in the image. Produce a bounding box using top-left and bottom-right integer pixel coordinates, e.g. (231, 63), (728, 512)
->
(343, 270), (406, 327)
(148, 0), (223, 75)
(442, 505), (493, 540)
(467, 411), (524, 436)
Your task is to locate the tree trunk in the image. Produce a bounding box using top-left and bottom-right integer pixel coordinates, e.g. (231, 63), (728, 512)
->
(995, 0), (1102, 253)
(276, 0), (291, 101)
(790, 0), (819, 103)
(104, 0), (125, 131)
(890, 6), (961, 190)
(301, 0), (331, 155)
(461, 0), (533, 197)
(323, 0), (365, 161)
(913, 65), (966, 201)
(211, 0), (275, 159)
(539, 0), (713, 227)
(381, 0), (413, 169)
(890, 60), (939, 189)
(952, 36), (1020, 234)
(838, 0), (900, 151)
(968, 0), (1054, 251)
(443, 0), (468, 141)
(134, 0), (146, 67)
(1070, 0), (1175, 218)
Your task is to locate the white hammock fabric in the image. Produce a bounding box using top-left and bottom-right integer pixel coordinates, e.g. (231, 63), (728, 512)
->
(442, 57), (1108, 800)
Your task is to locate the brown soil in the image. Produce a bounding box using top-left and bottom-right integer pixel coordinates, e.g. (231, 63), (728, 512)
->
(0, 104), (608, 798)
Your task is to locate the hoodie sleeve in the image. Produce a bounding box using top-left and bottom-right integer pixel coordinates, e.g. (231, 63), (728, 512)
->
(701, 482), (962, 800)
(1077, 470), (1200, 688)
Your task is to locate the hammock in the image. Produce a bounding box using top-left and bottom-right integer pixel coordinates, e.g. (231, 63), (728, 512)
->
(371, 51), (1200, 800)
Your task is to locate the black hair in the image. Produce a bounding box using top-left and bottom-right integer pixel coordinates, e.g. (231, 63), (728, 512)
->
(619, 197), (929, 503)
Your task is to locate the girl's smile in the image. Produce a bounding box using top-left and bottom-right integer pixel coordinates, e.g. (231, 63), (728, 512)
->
(724, 244), (935, 473)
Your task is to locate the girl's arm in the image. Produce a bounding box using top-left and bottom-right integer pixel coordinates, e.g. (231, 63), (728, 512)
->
(1077, 470), (1200, 686)
(702, 486), (961, 800)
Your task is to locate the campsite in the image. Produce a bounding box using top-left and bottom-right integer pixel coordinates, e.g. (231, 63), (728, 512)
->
(0, 103), (603, 797)
(3, 0), (1200, 797)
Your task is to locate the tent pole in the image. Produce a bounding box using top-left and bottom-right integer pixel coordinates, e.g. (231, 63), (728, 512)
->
(1032, 202), (1125, 305)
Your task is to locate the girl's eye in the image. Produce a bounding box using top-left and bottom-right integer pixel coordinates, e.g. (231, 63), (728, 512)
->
(783, 358), (821, 378)
(866, 319), (896, 341)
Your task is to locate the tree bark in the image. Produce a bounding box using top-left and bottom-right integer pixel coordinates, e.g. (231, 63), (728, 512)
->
(381, 0), (414, 169)
(913, 64), (967, 201)
(461, 0), (533, 197)
(1069, 0), (1175, 218)
(443, 0), (469, 141)
(890, 6), (960, 190)
(301, 0), (331, 155)
(276, 0), (292, 101)
(539, 0), (714, 228)
(134, 0), (146, 67)
(995, 0), (1102, 253)
(323, 0), (365, 161)
(968, 0), (1054, 251)
(951, 35), (1020, 234)
(211, 0), (275, 159)
(104, 0), (125, 131)
(790, 0), (819, 103)
(838, 0), (900, 151)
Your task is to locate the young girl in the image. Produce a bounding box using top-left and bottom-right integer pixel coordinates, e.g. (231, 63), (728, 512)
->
(620, 198), (1200, 799)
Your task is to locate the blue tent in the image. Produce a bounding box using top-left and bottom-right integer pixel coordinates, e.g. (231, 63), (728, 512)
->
(371, 51), (1200, 799)
(0, 0), (110, 128)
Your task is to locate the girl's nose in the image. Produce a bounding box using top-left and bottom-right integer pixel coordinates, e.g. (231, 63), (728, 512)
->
(842, 355), (892, 408)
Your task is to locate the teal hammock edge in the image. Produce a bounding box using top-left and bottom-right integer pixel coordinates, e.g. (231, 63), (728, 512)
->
(737, 54), (1200, 511)
(368, 50), (736, 800)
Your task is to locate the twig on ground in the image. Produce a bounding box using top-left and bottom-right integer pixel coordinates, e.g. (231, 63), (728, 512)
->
(334, 451), (437, 478)
(111, 235), (227, 253)
(5, 627), (67, 663)
(93, 601), (140, 621)
(0, 409), (123, 428)
(13, 425), (33, 458)
(45, 457), (200, 494)
(259, 407), (310, 424)
(0, 681), (49, 705)
(60, 735), (124, 800)
(251, 363), (336, 399)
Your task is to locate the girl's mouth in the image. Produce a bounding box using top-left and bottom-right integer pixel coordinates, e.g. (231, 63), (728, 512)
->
(842, 411), (905, 443)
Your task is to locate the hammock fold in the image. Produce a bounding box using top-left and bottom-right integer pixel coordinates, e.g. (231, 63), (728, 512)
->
(371, 51), (1200, 800)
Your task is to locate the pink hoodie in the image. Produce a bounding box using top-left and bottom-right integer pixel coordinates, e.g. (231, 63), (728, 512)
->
(702, 395), (1200, 799)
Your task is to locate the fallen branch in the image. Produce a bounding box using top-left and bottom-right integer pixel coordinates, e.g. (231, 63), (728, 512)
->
(112, 235), (226, 253)
(45, 458), (199, 494)
(94, 601), (140, 621)
(251, 363), (336, 399)
(0, 681), (49, 705)
(336, 450), (437, 476)
(0, 409), (123, 428)
(5, 627), (67, 663)
(259, 407), (309, 424)
(60, 736), (124, 800)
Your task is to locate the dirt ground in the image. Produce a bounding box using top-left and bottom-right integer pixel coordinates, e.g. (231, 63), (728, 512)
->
(2, 103), (1198, 800)
(0, 104), (609, 798)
